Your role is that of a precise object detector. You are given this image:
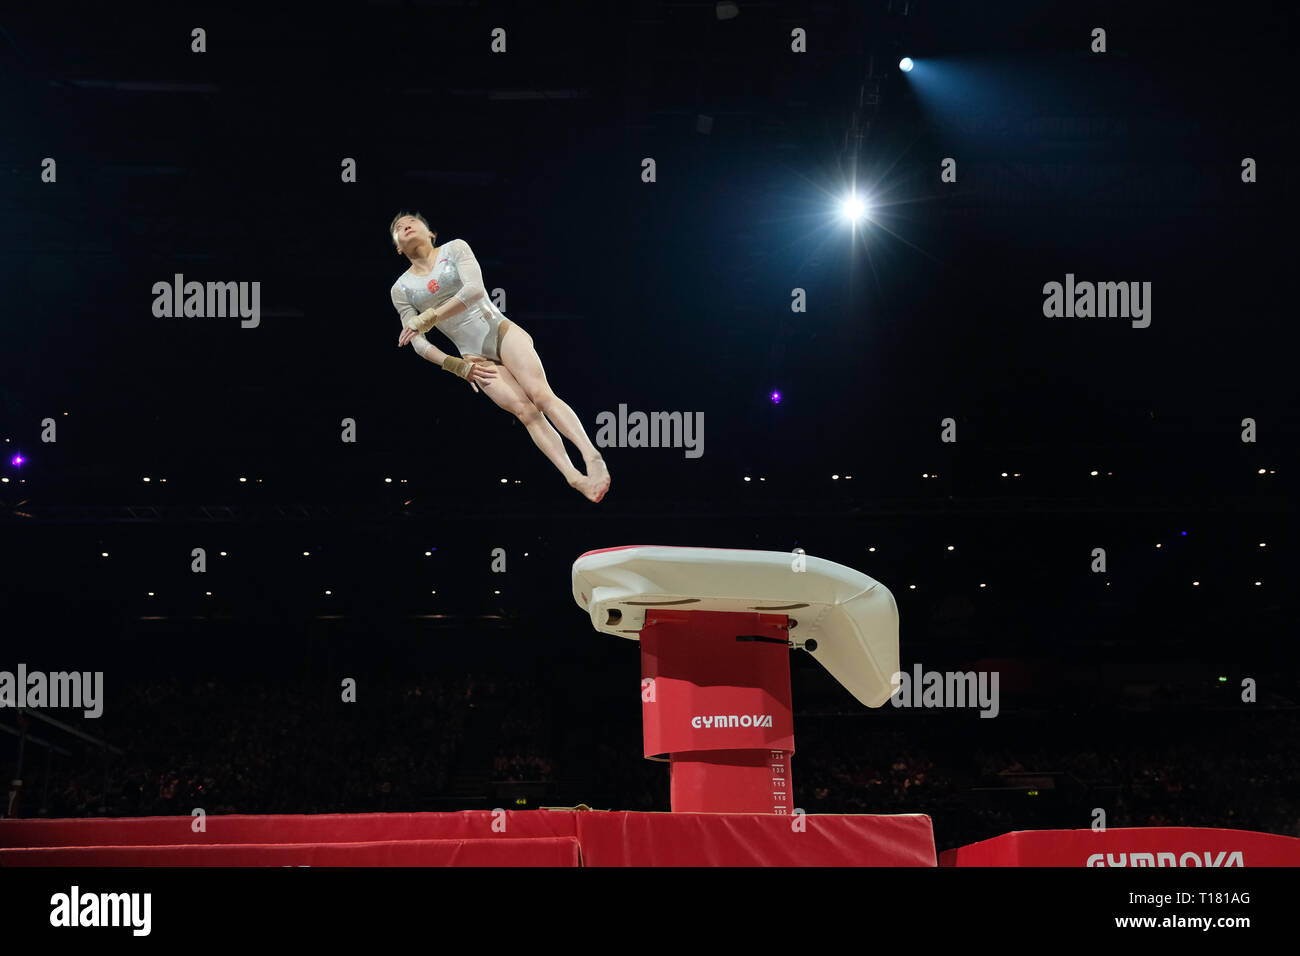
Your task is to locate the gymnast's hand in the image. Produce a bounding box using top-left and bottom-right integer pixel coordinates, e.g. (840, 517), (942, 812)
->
(398, 326), (420, 347)
(466, 360), (498, 389)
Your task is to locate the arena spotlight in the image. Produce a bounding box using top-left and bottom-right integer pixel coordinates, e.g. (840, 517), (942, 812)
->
(899, 57), (914, 72)
(841, 194), (868, 222)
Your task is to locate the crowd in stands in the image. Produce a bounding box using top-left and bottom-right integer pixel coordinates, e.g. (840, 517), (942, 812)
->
(7, 672), (1297, 850)
(490, 676), (555, 783)
(794, 707), (1300, 847)
(29, 675), (467, 816)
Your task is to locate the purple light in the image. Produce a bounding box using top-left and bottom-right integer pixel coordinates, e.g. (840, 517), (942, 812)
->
(10, 454), (23, 468)
(769, 391), (782, 404)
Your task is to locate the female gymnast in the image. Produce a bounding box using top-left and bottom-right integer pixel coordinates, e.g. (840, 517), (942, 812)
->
(388, 212), (610, 503)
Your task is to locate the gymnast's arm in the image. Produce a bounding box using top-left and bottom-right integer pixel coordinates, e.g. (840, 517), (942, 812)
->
(392, 280), (442, 336)
(409, 332), (447, 363)
(392, 282), (489, 389)
(424, 238), (488, 324)
(392, 282), (442, 356)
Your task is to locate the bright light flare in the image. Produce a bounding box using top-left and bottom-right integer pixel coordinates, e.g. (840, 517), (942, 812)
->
(842, 195), (869, 222)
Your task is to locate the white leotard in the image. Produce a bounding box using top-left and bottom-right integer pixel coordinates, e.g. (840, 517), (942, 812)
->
(390, 238), (508, 361)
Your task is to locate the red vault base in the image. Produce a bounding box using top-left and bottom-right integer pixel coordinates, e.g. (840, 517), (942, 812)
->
(640, 608), (795, 813)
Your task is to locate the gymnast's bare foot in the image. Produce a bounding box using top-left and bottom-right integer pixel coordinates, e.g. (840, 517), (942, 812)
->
(584, 455), (610, 502)
(568, 472), (603, 503)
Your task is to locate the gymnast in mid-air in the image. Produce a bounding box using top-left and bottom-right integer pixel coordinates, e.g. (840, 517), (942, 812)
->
(388, 212), (610, 503)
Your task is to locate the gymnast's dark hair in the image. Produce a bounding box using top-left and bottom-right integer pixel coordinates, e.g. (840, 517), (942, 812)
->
(389, 211), (436, 247)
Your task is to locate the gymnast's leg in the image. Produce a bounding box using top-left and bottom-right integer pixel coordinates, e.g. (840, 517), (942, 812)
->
(476, 360), (597, 497)
(497, 325), (610, 501)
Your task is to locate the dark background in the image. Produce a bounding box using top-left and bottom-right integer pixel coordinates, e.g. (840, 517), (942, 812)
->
(1, 0), (1296, 849)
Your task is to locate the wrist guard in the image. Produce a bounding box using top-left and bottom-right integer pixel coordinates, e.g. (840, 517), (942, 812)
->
(441, 356), (474, 379)
(407, 307), (439, 333)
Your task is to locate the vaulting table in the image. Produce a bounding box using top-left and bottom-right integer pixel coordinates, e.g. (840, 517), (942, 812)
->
(571, 546), (899, 813)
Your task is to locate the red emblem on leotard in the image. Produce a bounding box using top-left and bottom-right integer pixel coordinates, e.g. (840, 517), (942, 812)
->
(427, 279), (439, 293)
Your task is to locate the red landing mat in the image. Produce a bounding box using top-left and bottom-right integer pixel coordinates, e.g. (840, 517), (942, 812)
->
(0, 810), (937, 867)
(939, 827), (1300, 867)
(1, 838), (581, 867)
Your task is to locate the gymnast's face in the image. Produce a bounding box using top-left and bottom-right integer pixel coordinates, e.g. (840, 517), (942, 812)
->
(393, 216), (435, 253)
